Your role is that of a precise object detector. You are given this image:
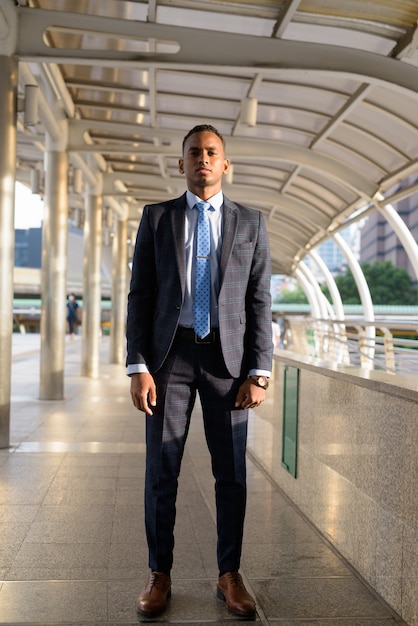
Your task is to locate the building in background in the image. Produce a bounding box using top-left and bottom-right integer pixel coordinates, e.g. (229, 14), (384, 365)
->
(14, 228), (42, 269)
(360, 182), (418, 285)
(14, 223), (113, 298)
(304, 222), (361, 283)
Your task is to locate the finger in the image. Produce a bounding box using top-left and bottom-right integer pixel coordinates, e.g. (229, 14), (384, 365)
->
(148, 387), (157, 407)
(130, 391), (151, 414)
(134, 393), (141, 409)
(240, 396), (253, 409)
(140, 393), (153, 415)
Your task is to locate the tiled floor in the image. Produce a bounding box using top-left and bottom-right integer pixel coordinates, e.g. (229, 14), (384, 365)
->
(0, 333), (407, 625)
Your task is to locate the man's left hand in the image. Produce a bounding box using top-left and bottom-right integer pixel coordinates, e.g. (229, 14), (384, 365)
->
(235, 379), (266, 409)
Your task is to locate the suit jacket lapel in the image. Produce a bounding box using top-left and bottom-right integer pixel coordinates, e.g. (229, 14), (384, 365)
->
(219, 197), (238, 287)
(171, 193), (187, 296)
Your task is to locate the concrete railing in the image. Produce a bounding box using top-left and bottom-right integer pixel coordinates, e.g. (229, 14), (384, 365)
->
(248, 352), (418, 626)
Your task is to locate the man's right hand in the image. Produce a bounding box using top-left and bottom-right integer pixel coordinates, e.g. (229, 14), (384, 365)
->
(130, 372), (157, 415)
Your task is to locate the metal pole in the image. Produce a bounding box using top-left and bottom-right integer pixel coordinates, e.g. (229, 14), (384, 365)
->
(333, 232), (375, 365)
(110, 217), (128, 364)
(39, 149), (69, 400)
(0, 56), (17, 448)
(81, 190), (103, 377)
(377, 201), (418, 281)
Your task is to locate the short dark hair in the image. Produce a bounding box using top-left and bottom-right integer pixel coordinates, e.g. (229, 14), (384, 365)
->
(182, 124), (225, 152)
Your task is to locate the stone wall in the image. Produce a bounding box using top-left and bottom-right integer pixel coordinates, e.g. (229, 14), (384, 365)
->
(247, 354), (418, 626)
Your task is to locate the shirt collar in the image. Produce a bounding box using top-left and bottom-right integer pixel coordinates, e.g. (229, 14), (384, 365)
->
(186, 189), (223, 211)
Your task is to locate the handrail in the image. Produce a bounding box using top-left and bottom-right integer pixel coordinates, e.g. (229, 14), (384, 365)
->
(284, 317), (418, 377)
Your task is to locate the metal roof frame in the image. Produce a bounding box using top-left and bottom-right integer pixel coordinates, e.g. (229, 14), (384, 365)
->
(6, 0), (418, 274)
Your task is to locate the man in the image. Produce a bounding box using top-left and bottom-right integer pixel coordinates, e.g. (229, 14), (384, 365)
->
(66, 293), (79, 340)
(127, 124), (272, 619)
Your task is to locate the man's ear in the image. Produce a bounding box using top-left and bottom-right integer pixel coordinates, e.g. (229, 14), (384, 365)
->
(178, 158), (184, 174)
(223, 158), (230, 173)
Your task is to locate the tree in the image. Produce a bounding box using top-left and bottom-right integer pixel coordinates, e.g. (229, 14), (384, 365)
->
(274, 285), (308, 304)
(323, 261), (418, 305)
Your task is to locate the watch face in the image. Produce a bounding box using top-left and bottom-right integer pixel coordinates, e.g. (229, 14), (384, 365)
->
(252, 376), (268, 389)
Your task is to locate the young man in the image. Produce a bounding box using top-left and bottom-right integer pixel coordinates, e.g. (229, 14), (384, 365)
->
(126, 124), (272, 619)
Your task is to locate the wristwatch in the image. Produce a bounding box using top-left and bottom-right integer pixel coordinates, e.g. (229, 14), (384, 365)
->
(249, 375), (269, 390)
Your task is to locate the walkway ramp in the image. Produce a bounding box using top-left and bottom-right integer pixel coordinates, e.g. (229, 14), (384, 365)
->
(0, 334), (406, 624)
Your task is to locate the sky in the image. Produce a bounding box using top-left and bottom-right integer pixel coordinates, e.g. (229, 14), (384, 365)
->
(14, 182), (44, 229)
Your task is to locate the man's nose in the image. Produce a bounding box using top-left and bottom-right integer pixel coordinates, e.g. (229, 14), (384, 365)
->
(198, 151), (209, 163)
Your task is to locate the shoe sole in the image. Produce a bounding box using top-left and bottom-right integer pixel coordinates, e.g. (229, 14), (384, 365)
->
(216, 587), (256, 620)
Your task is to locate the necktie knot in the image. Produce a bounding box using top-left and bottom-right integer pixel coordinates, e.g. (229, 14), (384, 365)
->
(195, 200), (211, 213)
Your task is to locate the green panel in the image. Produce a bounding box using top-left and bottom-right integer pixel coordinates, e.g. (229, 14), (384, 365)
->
(281, 365), (299, 478)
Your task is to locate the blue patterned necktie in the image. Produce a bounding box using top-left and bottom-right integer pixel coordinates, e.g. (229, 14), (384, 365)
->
(193, 201), (211, 338)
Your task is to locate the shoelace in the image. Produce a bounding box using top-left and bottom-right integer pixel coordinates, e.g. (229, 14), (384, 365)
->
(149, 572), (165, 589)
(226, 572), (244, 587)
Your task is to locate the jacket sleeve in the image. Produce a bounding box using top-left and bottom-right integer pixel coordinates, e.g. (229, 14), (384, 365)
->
(244, 211), (273, 372)
(126, 206), (156, 368)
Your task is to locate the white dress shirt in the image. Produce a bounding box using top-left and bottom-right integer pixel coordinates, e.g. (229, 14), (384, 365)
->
(179, 189), (223, 328)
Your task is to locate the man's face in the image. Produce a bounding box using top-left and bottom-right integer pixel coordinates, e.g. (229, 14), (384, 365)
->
(179, 131), (230, 198)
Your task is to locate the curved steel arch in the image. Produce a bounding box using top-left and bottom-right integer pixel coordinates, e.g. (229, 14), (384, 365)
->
(8, 0), (418, 277)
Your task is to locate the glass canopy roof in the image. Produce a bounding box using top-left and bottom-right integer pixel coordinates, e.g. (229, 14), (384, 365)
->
(11, 0), (418, 274)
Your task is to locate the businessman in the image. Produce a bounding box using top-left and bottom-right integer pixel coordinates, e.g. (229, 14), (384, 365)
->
(127, 124), (272, 619)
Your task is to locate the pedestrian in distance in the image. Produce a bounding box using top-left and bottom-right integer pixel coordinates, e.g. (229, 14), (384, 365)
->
(66, 293), (79, 340)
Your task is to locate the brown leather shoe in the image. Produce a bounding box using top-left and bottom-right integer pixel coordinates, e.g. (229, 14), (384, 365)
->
(136, 571), (171, 617)
(217, 571), (256, 619)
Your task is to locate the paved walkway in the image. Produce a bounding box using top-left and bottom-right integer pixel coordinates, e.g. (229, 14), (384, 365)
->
(0, 333), (406, 624)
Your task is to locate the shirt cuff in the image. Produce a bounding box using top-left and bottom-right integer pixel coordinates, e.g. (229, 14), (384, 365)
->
(126, 364), (149, 376)
(248, 369), (271, 378)
(127, 365), (270, 378)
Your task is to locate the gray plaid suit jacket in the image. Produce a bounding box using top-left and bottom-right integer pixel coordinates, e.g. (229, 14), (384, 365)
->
(126, 193), (272, 378)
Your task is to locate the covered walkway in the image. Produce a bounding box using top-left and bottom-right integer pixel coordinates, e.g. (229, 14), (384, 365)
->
(2, 0), (418, 439)
(1, 1), (418, 624)
(0, 333), (406, 625)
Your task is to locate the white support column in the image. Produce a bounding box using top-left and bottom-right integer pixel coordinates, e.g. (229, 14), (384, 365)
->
(309, 250), (345, 320)
(294, 266), (320, 318)
(110, 215), (128, 365)
(81, 176), (103, 378)
(294, 266), (321, 357)
(298, 261), (334, 360)
(298, 261), (332, 319)
(308, 251), (350, 364)
(0, 55), (17, 448)
(333, 232), (375, 366)
(375, 198), (418, 281)
(39, 144), (69, 399)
